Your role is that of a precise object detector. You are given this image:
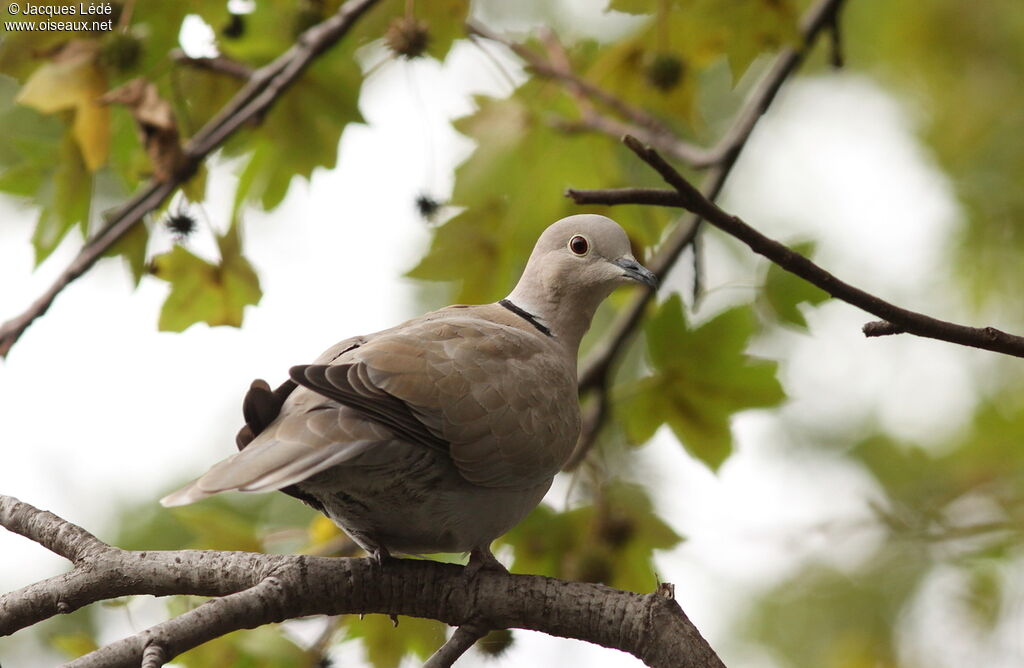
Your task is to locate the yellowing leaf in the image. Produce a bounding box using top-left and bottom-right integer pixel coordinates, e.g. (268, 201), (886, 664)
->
(16, 40), (110, 170)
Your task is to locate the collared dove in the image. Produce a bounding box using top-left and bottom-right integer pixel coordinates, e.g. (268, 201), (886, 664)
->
(161, 214), (657, 571)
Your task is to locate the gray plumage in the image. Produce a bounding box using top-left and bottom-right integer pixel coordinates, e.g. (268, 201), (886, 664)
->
(161, 214), (657, 570)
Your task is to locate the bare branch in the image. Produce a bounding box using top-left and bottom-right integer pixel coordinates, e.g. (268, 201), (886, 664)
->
(424, 623), (489, 668)
(0, 0), (383, 358)
(594, 137), (1024, 359)
(0, 495), (107, 563)
(1, 495), (725, 667)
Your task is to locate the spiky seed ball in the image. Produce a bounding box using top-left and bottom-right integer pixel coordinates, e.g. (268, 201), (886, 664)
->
(645, 53), (685, 92)
(165, 210), (197, 241)
(385, 16), (430, 60)
(476, 629), (514, 659)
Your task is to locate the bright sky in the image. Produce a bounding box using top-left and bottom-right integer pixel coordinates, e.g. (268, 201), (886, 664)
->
(0, 28), (1004, 668)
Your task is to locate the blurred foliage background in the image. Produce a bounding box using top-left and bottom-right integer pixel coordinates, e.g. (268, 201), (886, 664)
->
(2, 0), (1023, 666)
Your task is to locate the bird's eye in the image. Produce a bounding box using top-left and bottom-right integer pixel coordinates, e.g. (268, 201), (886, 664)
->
(568, 235), (589, 256)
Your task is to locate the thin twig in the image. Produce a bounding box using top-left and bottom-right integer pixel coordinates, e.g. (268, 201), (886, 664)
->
(0, 0), (383, 358)
(423, 623), (489, 668)
(574, 135), (1024, 359)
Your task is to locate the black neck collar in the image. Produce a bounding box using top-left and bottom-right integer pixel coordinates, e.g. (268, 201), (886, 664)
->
(499, 299), (552, 337)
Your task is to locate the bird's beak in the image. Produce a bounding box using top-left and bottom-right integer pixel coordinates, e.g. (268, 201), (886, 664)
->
(613, 257), (658, 288)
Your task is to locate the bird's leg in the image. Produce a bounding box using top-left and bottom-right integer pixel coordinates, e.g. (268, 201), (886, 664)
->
(465, 546), (508, 578)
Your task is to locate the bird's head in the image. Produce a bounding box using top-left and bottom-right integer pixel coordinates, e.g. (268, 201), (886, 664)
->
(506, 214), (657, 346)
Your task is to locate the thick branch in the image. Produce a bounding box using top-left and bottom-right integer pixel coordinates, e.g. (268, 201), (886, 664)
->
(0, 0), (382, 358)
(1, 495), (724, 668)
(574, 137), (1024, 359)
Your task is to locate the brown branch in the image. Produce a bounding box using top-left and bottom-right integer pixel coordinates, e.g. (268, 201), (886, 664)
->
(564, 0), (849, 469)
(0, 0), (383, 359)
(170, 48), (255, 80)
(1, 495), (725, 667)
(573, 136), (1024, 359)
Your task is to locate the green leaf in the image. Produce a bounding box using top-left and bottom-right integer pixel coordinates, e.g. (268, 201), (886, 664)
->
(345, 615), (446, 668)
(229, 44), (364, 211)
(150, 221), (261, 332)
(963, 562), (1002, 630)
(601, 0), (800, 84)
(743, 544), (928, 668)
(174, 625), (314, 668)
(408, 91), (670, 304)
(760, 241), (829, 329)
(501, 481), (681, 592)
(166, 504), (264, 553)
(616, 295), (784, 469)
(31, 131), (93, 264)
(50, 631), (99, 659)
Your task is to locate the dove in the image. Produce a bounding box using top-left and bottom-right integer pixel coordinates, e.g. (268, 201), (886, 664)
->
(161, 214), (657, 572)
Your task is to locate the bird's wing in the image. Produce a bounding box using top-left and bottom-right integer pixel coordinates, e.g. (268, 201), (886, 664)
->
(290, 304), (580, 488)
(161, 387), (396, 506)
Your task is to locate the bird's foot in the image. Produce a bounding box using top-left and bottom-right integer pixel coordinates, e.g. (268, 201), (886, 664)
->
(369, 546), (392, 572)
(464, 547), (507, 579)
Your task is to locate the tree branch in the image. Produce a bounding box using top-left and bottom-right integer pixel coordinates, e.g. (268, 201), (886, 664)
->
(1, 495), (725, 667)
(424, 622), (489, 668)
(0, 0), (383, 359)
(571, 136), (1024, 359)
(563, 0), (849, 469)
